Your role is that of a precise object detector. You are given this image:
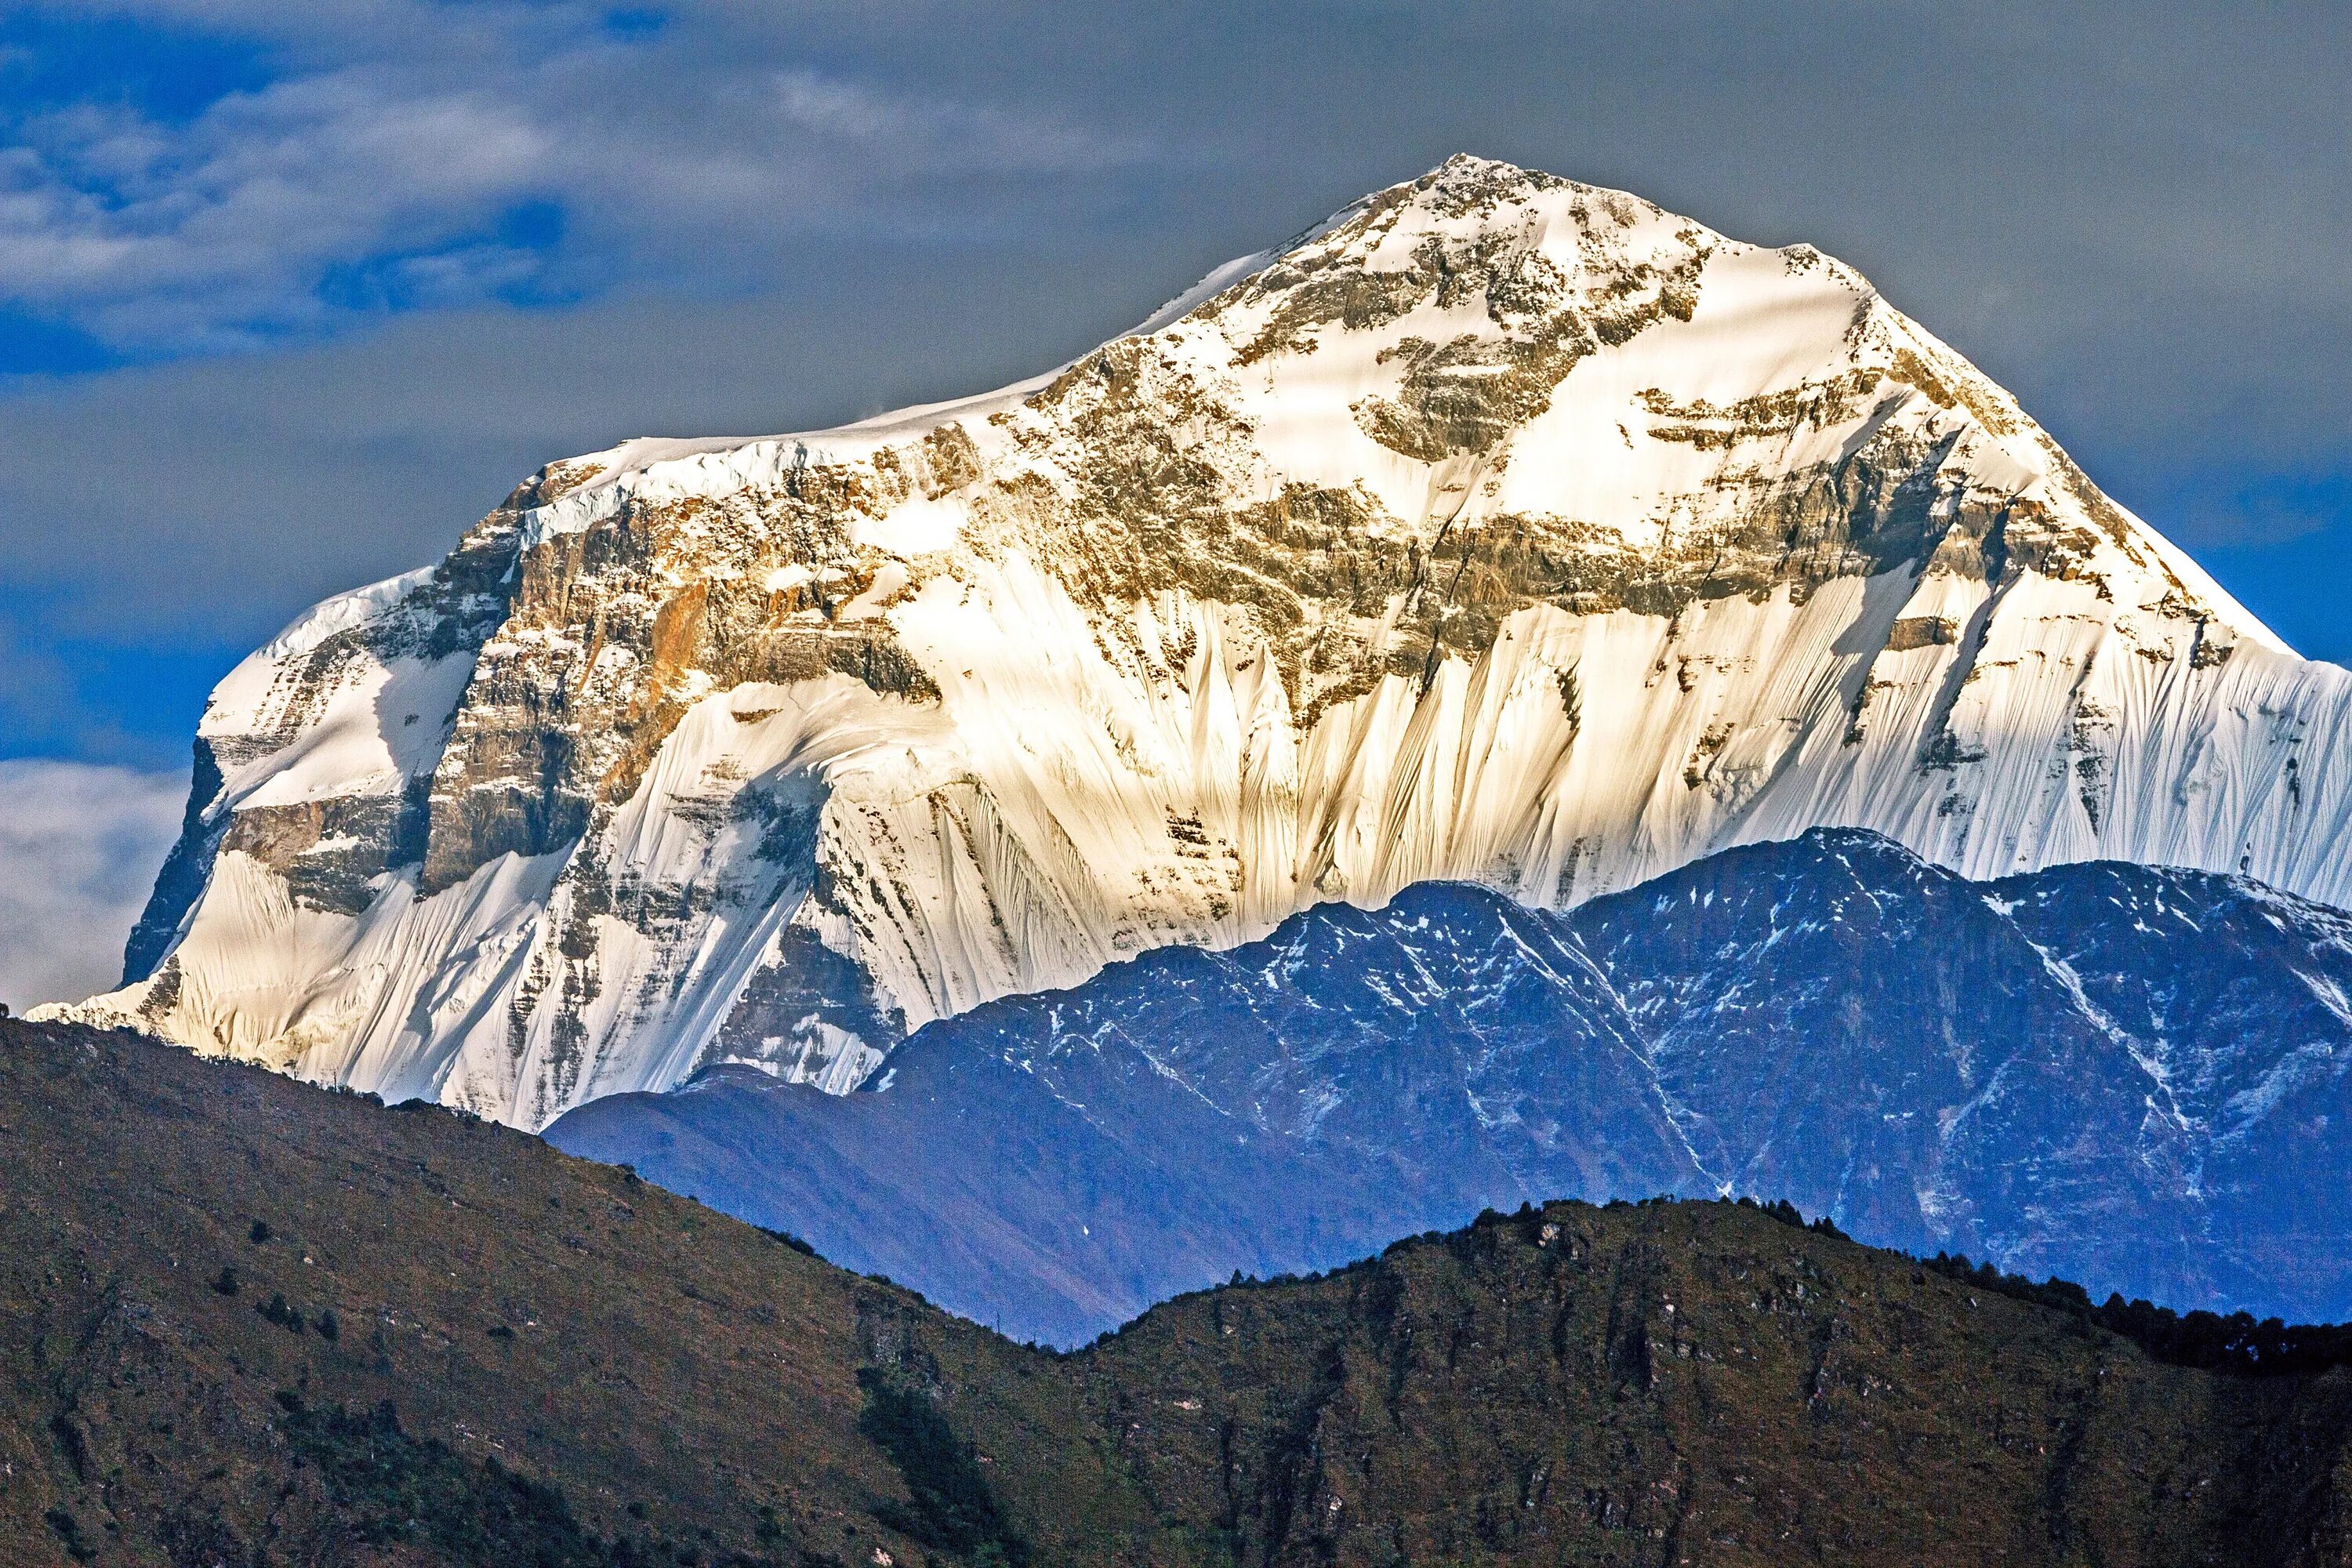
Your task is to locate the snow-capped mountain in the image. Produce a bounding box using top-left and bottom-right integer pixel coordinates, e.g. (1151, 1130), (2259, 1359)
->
(57, 154), (2352, 1128)
(553, 830), (2352, 1345)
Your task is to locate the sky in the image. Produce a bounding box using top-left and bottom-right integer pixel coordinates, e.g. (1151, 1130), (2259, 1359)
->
(0, 1), (2346, 1001)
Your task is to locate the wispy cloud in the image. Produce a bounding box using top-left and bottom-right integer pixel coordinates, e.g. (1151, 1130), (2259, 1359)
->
(0, 759), (183, 1005)
(0, 1), (1157, 350)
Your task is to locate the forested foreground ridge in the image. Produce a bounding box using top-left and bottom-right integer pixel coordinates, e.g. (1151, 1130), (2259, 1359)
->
(11, 1016), (2352, 1566)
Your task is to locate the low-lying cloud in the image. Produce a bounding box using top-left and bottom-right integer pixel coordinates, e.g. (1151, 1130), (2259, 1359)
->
(0, 759), (184, 1007)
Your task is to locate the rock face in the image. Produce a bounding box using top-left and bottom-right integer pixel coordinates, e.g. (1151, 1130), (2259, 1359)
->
(552, 830), (2352, 1345)
(60, 154), (2352, 1128)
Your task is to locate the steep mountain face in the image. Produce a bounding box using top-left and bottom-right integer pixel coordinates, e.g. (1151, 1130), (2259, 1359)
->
(60, 154), (2352, 1128)
(15, 1016), (2352, 1568)
(552, 830), (2352, 1343)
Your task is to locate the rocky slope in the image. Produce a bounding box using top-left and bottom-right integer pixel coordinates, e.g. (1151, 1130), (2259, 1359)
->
(13, 1015), (2352, 1567)
(57, 154), (2352, 1127)
(552, 829), (2352, 1344)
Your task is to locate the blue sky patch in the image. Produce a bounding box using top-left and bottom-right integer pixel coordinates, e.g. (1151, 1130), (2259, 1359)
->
(0, 11), (275, 124)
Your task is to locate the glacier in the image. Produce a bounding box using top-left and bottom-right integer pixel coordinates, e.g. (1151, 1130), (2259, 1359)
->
(52, 154), (2352, 1129)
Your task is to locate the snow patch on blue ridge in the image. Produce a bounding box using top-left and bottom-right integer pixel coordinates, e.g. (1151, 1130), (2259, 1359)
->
(2302, 970), (2352, 1028)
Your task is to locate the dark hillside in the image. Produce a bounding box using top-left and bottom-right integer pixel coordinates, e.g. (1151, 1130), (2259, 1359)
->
(0, 1017), (926, 1566)
(935, 1206), (2352, 1566)
(11, 1018), (2352, 1565)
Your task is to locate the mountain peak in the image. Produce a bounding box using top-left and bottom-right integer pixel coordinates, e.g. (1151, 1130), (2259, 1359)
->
(53, 161), (2352, 1128)
(1405, 149), (1566, 200)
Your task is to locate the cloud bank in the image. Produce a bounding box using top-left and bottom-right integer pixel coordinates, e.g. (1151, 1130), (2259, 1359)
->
(0, 759), (183, 1006)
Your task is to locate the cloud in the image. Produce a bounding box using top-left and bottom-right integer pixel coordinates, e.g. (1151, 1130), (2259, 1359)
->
(0, 1), (1161, 350)
(0, 759), (184, 1006)
(2161, 470), (2352, 553)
